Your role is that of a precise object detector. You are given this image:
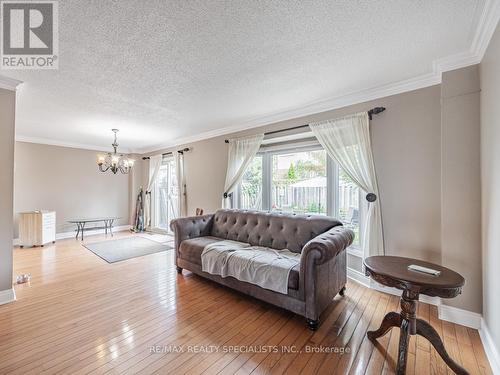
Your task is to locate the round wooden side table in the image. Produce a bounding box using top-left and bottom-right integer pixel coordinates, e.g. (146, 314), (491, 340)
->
(364, 256), (468, 375)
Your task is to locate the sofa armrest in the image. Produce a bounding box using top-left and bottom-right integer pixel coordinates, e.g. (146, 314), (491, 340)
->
(300, 225), (354, 321)
(170, 214), (214, 254)
(300, 226), (354, 266)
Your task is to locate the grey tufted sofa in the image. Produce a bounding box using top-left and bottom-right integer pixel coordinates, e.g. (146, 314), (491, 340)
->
(170, 209), (354, 330)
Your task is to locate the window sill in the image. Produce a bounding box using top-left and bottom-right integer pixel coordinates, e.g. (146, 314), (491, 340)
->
(347, 246), (363, 258)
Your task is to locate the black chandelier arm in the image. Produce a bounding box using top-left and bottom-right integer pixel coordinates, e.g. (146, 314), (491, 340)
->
(99, 162), (132, 174)
(97, 129), (133, 175)
(119, 166), (129, 174)
(98, 164), (111, 173)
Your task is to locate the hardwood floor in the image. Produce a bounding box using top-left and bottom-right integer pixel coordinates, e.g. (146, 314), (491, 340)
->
(0, 231), (492, 375)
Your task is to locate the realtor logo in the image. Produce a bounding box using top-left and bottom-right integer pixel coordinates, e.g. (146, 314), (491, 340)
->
(1, 0), (58, 69)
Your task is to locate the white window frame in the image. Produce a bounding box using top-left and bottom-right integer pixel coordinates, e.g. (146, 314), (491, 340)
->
(237, 141), (365, 253)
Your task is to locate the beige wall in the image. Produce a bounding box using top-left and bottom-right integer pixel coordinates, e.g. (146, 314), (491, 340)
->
(146, 75), (485, 313)
(148, 85), (443, 264)
(480, 22), (500, 359)
(441, 66), (482, 313)
(143, 136), (229, 216)
(0, 88), (16, 293)
(14, 142), (130, 237)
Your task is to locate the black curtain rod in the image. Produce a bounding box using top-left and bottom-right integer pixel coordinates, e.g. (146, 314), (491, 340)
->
(368, 106), (386, 120)
(142, 147), (190, 160)
(224, 107), (386, 143)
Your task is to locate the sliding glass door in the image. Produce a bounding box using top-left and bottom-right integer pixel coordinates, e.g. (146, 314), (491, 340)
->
(152, 157), (178, 233)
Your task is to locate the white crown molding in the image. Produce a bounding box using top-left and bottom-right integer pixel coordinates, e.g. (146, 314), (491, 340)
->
(138, 71), (442, 154)
(0, 75), (23, 91)
(138, 1), (500, 155)
(433, 0), (500, 73)
(15, 135), (133, 154)
(13, 0), (500, 154)
(433, 51), (481, 74)
(138, 48), (482, 155)
(471, 0), (500, 61)
(0, 288), (16, 306)
(479, 321), (500, 375)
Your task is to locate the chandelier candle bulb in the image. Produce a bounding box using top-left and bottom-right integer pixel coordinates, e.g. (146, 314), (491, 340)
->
(97, 129), (134, 174)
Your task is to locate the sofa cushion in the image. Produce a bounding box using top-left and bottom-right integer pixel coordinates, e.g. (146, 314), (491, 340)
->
(178, 236), (222, 266)
(211, 209), (342, 253)
(178, 236), (300, 290)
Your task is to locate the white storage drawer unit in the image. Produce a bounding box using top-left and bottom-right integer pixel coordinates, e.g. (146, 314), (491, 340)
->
(18, 211), (56, 248)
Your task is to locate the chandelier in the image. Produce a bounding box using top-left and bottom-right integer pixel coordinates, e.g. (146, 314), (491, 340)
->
(97, 129), (134, 174)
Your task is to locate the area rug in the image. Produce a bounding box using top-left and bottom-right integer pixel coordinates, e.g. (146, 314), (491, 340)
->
(84, 237), (173, 263)
(136, 232), (174, 244)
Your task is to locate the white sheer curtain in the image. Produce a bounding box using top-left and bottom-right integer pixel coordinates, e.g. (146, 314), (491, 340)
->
(175, 151), (187, 217)
(223, 134), (264, 208)
(162, 155), (178, 220)
(144, 154), (162, 229)
(310, 112), (384, 257)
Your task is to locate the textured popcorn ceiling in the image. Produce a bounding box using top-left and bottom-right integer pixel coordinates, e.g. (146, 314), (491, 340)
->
(4, 0), (485, 152)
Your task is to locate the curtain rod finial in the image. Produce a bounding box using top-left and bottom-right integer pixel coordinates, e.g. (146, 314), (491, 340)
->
(368, 107), (386, 120)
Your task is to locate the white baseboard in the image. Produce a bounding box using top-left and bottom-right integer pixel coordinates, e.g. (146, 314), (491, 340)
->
(54, 225), (131, 240)
(368, 280), (482, 329)
(13, 225), (131, 246)
(347, 267), (370, 287)
(346, 267), (439, 306)
(438, 304), (482, 330)
(347, 268), (480, 329)
(479, 321), (500, 375)
(0, 288), (16, 306)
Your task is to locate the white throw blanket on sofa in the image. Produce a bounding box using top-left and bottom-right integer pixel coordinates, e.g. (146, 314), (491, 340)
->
(201, 240), (301, 294)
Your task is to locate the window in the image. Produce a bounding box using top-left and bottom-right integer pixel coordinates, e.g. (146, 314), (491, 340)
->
(238, 144), (363, 248)
(152, 157), (177, 232)
(271, 150), (327, 215)
(240, 155), (263, 210)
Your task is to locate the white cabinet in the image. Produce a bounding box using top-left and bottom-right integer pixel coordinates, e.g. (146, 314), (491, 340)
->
(18, 211), (56, 248)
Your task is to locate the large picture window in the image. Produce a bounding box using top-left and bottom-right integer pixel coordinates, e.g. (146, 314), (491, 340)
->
(238, 144), (363, 248)
(271, 150), (327, 215)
